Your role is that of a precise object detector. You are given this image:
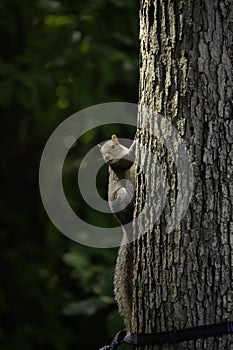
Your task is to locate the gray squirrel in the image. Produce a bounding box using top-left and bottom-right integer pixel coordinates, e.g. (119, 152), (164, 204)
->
(99, 134), (135, 330)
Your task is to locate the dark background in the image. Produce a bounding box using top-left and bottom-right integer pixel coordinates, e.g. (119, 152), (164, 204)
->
(0, 0), (138, 349)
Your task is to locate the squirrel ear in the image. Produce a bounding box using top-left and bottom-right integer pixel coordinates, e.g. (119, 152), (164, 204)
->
(98, 144), (102, 149)
(111, 134), (119, 144)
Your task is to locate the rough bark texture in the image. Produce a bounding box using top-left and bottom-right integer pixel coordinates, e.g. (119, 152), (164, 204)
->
(129, 0), (233, 349)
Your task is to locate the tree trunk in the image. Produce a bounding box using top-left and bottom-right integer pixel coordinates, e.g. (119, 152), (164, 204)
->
(129, 0), (233, 349)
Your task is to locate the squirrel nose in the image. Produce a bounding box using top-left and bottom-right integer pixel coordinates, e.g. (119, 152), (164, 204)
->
(105, 154), (110, 161)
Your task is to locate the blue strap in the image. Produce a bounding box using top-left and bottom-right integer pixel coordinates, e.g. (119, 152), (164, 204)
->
(98, 322), (233, 349)
(125, 322), (233, 345)
(99, 330), (126, 350)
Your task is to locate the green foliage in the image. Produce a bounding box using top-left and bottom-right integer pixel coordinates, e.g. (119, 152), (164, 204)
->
(0, 0), (138, 349)
(63, 249), (114, 295)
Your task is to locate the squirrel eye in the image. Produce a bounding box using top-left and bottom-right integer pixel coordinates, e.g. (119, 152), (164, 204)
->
(111, 145), (115, 149)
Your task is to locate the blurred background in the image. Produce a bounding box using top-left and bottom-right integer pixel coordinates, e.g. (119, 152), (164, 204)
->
(0, 0), (138, 349)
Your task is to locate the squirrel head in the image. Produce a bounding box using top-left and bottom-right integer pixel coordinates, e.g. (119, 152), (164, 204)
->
(99, 134), (128, 166)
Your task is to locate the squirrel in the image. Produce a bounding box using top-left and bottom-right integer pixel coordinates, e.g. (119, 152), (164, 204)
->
(99, 134), (135, 330)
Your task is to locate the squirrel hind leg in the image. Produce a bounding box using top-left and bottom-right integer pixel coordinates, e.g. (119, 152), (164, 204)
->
(110, 187), (132, 211)
(110, 187), (134, 227)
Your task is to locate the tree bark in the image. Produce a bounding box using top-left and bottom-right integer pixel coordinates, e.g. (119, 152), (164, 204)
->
(130, 0), (233, 349)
